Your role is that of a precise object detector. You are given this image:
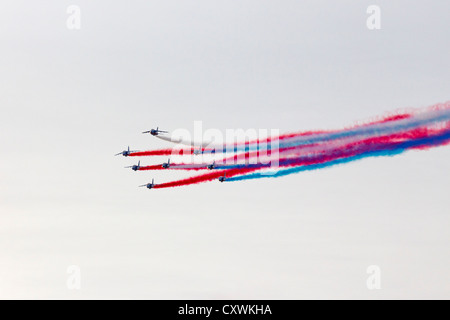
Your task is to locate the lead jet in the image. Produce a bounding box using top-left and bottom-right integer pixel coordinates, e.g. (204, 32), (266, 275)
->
(115, 146), (139, 157)
(139, 179), (156, 189)
(142, 127), (168, 136)
(125, 160), (141, 171)
(162, 159), (171, 169)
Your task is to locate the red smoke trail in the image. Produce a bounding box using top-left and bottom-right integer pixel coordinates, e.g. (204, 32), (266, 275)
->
(153, 167), (257, 189)
(139, 164), (165, 170)
(139, 163), (207, 171)
(129, 148), (216, 157)
(129, 149), (175, 157)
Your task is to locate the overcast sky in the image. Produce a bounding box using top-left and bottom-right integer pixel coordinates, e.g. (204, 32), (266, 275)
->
(0, 0), (449, 299)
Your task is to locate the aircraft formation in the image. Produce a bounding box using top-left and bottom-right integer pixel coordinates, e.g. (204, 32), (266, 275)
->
(116, 127), (227, 190)
(116, 102), (450, 190)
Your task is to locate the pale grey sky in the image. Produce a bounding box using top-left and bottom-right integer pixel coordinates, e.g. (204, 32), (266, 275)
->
(0, 1), (449, 299)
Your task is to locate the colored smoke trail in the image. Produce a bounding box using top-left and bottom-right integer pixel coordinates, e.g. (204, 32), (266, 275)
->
(134, 128), (434, 171)
(155, 112), (413, 149)
(152, 167), (257, 189)
(136, 104), (449, 157)
(152, 123), (450, 188)
(121, 102), (450, 189)
(128, 148), (207, 157)
(139, 163), (207, 171)
(129, 149), (174, 157)
(212, 125), (448, 170)
(227, 128), (450, 182)
(129, 147), (217, 157)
